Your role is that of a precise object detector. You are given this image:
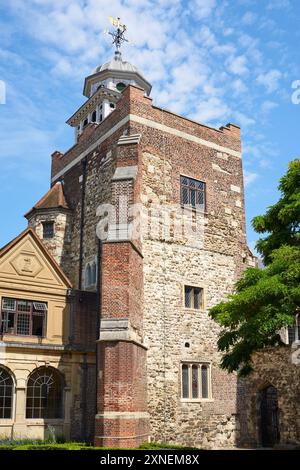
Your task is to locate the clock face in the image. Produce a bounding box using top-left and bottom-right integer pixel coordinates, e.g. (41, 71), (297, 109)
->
(116, 82), (126, 92)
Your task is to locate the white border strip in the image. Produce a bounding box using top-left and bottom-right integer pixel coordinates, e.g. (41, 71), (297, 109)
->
(52, 115), (131, 182)
(52, 113), (241, 182)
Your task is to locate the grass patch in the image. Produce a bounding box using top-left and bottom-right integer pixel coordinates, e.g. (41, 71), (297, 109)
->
(0, 439), (198, 451)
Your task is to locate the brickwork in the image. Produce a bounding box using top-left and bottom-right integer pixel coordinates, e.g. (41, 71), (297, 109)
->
(24, 83), (256, 448)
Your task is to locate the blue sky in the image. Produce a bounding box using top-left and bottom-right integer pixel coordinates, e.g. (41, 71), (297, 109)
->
(0, 0), (299, 252)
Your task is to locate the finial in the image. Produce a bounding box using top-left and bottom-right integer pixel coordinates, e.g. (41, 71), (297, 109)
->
(108, 16), (128, 60)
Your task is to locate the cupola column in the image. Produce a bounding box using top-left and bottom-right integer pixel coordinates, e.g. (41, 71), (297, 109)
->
(102, 99), (111, 120)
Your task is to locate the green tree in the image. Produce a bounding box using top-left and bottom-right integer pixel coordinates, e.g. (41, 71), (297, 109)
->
(209, 159), (300, 377)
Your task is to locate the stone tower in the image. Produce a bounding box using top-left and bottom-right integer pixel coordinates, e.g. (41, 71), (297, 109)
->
(27, 19), (256, 448)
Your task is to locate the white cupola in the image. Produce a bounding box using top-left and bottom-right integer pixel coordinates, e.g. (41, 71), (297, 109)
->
(66, 18), (151, 142)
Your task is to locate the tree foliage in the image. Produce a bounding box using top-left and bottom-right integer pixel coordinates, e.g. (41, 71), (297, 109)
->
(209, 159), (300, 376)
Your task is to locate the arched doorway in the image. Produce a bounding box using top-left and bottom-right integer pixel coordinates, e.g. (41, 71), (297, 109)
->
(260, 385), (280, 447)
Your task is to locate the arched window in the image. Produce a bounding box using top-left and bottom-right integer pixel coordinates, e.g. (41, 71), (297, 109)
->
(26, 367), (63, 419)
(0, 366), (14, 419)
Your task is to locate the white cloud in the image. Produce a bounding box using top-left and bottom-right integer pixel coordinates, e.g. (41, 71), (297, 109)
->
(244, 170), (258, 186)
(192, 0), (217, 19)
(231, 79), (248, 95)
(192, 97), (230, 124)
(267, 0), (291, 10)
(233, 111), (255, 128)
(261, 100), (278, 115)
(226, 55), (248, 75)
(256, 69), (282, 93)
(241, 11), (257, 25)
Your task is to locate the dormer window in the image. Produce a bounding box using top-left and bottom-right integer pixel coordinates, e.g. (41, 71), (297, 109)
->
(42, 221), (54, 239)
(116, 82), (126, 92)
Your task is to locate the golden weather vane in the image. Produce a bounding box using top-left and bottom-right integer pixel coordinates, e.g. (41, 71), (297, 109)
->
(107, 16), (128, 57)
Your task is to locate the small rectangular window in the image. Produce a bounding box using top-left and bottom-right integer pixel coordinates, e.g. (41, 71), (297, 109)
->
(180, 176), (206, 210)
(184, 286), (203, 310)
(42, 222), (54, 239)
(181, 363), (212, 400)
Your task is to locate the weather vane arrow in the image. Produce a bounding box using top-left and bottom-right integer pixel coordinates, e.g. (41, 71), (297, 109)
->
(107, 16), (128, 59)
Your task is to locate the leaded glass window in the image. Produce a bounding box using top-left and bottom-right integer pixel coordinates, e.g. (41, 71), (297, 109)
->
(181, 363), (211, 400)
(180, 176), (206, 210)
(42, 221), (54, 239)
(0, 367), (14, 419)
(184, 286), (204, 309)
(1, 298), (47, 337)
(182, 364), (189, 399)
(26, 367), (63, 419)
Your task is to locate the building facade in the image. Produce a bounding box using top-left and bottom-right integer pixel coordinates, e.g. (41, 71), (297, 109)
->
(7, 43), (298, 448)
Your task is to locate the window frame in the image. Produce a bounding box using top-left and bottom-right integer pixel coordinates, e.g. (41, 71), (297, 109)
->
(183, 285), (205, 311)
(42, 221), (54, 240)
(180, 175), (206, 211)
(0, 297), (47, 338)
(85, 261), (97, 289)
(180, 362), (212, 402)
(26, 367), (64, 420)
(0, 366), (14, 420)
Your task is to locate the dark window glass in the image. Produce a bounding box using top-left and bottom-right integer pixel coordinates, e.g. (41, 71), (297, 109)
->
(26, 368), (63, 419)
(288, 326), (295, 344)
(181, 363), (211, 400)
(91, 110), (97, 122)
(32, 313), (45, 336)
(194, 288), (202, 310)
(184, 286), (203, 309)
(42, 222), (54, 239)
(182, 365), (189, 399)
(180, 176), (206, 210)
(116, 82), (126, 92)
(201, 366), (208, 398)
(0, 367), (13, 419)
(1, 298), (47, 337)
(16, 313), (30, 335)
(184, 286), (192, 308)
(192, 365), (199, 399)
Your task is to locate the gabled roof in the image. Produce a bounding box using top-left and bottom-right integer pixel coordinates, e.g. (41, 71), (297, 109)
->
(0, 227), (72, 288)
(24, 182), (70, 218)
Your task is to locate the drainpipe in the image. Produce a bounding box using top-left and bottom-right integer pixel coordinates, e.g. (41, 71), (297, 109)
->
(78, 157), (88, 290)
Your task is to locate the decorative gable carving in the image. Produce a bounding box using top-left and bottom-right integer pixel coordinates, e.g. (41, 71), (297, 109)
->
(0, 229), (71, 294)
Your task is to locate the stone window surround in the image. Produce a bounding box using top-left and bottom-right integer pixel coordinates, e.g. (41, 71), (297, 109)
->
(42, 221), (55, 240)
(180, 361), (213, 403)
(182, 283), (206, 311)
(180, 173), (207, 212)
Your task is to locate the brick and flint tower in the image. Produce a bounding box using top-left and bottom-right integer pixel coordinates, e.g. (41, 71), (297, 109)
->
(29, 18), (255, 447)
